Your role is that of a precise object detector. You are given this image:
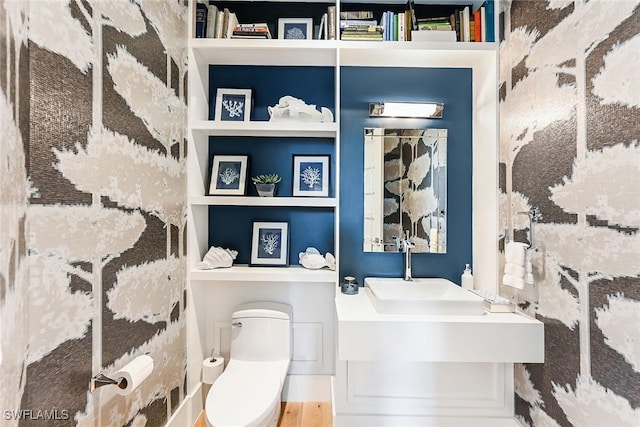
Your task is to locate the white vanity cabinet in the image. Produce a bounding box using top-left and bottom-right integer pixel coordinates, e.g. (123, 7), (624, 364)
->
(333, 291), (544, 427)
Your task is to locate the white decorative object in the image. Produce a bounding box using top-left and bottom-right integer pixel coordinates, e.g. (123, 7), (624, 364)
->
(198, 247), (238, 269)
(299, 247), (336, 270)
(268, 96), (333, 123)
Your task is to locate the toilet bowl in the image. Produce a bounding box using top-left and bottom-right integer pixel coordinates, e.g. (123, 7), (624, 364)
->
(205, 302), (292, 427)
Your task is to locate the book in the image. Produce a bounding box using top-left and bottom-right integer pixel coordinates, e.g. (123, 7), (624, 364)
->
(327, 6), (336, 40)
(318, 13), (327, 39)
(411, 30), (456, 42)
(474, 9), (481, 42)
(340, 19), (378, 29)
(219, 8), (229, 38)
(195, 2), (208, 38)
(215, 8), (225, 38)
(225, 11), (239, 39)
(453, 10), (461, 41)
(206, 5), (218, 38)
(480, 6), (486, 42)
(462, 6), (470, 42)
(485, 0), (495, 42)
(398, 12), (405, 41)
(340, 10), (374, 20)
(232, 23), (272, 39)
(406, 0), (417, 31)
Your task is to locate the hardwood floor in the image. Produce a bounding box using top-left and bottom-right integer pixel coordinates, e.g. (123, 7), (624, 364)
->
(194, 401), (332, 427)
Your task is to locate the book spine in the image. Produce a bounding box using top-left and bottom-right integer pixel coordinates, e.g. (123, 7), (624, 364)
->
(480, 6), (486, 42)
(454, 10), (461, 41)
(474, 10), (481, 42)
(206, 5), (218, 38)
(215, 9), (225, 38)
(485, 0), (495, 42)
(328, 6), (336, 40)
(462, 6), (470, 42)
(195, 3), (207, 38)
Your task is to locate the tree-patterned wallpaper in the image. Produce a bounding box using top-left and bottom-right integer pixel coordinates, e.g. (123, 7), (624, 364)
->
(499, 1), (639, 426)
(0, 1), (187, 426)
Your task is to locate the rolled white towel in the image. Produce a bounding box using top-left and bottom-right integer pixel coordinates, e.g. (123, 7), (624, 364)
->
(505, 262), (525, 277)
(503, 273), (525, 290)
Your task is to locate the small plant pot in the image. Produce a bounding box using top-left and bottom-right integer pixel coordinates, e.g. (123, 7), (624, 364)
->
(255, 183), (276, 197)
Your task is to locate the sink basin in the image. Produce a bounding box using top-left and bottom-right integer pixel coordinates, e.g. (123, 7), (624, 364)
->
(364, 277), (486, 315)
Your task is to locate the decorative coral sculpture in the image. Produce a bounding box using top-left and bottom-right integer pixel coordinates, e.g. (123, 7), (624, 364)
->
(268, 96), (333, 123)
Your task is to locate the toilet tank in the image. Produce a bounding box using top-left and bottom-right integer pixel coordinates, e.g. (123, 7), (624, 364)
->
(230, 302), (292, 362)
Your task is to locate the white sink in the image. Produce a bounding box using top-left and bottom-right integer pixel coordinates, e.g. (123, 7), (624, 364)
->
(364, 277), (486, 315)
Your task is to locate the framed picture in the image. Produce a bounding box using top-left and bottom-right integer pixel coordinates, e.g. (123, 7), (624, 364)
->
(278, 18), (313, 40)
(214, 88), (252, 122)
(292, 155), (330, 197)
(209, 155), (248, 195)
(250, 221), (290, 266)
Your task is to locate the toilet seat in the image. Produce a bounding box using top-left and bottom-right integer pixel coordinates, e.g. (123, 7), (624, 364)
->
(206, 361), (283, 427)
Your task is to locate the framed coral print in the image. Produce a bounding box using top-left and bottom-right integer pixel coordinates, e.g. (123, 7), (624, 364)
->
(209, 155), (248, 195)
(250, 221), (290, 266)
(215, 88), (252, 122)
(278, 18), (313, 40)
(293, 155), (329, 197)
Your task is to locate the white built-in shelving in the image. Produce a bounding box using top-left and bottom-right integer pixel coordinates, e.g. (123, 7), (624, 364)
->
(190, 265), (338, 282)
(187, 0), (498, 283)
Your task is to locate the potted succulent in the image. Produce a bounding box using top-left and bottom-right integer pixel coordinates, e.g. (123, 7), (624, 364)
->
(251, 173), (281, 197)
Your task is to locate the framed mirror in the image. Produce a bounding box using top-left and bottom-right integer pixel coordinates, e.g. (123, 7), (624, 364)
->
(363, 127), (447, 253)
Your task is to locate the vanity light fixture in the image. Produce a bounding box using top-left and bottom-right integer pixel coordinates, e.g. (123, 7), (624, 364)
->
(369, 102), (444, 119)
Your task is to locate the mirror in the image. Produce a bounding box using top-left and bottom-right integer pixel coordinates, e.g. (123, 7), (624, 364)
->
(363, 127), (447, 253)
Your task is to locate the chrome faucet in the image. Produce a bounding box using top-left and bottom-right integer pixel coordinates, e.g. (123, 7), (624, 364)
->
(394, 231), (416, 281)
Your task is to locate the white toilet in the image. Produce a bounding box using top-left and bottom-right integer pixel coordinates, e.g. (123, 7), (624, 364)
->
(205, 302), (292, 427)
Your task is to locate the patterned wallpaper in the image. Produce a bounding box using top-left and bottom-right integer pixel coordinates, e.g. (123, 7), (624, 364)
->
(499, 1), (639, 426)
(0, 1), (187, 426)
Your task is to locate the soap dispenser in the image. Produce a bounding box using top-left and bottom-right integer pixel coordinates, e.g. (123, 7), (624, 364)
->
(461, 264), (474, 290)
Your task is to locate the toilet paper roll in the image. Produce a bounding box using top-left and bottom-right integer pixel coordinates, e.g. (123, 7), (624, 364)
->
(114, 355), (154, 396)
(202, 356), (224, 384)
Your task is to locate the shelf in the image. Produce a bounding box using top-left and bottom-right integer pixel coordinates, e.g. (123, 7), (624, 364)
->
(190, 120), (338, 137)
(191, 196), (338, 207)
(339, 40), (497, 67)
(190, 265), (338, 282)
(189, 38), (496, 68)
(190, 38), (338, 66)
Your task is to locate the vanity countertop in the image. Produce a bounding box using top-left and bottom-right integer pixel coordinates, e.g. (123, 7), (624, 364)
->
(335, 289), (544, 363)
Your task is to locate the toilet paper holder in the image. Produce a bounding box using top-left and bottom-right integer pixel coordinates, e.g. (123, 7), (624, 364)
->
(90, 352), (152, 392)
(90, 372), (126, 392)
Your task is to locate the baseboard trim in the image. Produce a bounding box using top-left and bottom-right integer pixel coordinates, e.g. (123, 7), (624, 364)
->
(283, 375), (332, 402)
(332, 414), (523, 427)
(166, 383), (203, 427)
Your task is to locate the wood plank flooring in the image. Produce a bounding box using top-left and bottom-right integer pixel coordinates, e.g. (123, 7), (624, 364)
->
(194, 401), (332, 427)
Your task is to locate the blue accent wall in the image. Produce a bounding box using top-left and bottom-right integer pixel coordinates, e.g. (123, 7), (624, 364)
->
(340, 67), (473, 285)
(207, 65), (336, 266)
(209, 65), (335, 121)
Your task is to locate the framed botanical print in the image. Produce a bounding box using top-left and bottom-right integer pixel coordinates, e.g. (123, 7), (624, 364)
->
(292, 155), (329, 197)
(209, 155), (248, 195)
(214, 88), (252, 122)
(250, 221), (290, 266)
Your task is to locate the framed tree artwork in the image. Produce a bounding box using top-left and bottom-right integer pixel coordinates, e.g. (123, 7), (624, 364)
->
(209, 155), (248, 195)
(250, 221), (290, 266)
(292, 155), (329, 197)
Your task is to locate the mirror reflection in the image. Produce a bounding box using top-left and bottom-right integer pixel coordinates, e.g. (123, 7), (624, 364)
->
(363, 128), (447, 253)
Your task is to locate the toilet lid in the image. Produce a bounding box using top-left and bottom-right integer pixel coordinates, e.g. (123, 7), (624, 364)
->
(206, 362), (281, 427)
